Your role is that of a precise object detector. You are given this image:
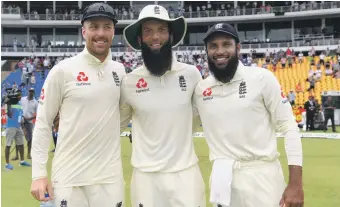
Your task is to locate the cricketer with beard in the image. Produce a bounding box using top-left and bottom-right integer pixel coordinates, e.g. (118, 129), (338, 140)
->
(120, 5), (206, 207)
(193, 23), (304, 207)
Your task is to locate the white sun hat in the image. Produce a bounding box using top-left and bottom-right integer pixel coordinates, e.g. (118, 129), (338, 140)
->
(123, 5), (187, 51)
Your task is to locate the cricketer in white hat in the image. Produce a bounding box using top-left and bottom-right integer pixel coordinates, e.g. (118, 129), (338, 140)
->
(120, 5), (206, 207)
(124, 5), (186, 51)
(124, 5), (187, 76)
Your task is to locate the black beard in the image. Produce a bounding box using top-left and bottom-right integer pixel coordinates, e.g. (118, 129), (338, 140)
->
(207, 50), (239, 83)
(141, 40), (173, 77)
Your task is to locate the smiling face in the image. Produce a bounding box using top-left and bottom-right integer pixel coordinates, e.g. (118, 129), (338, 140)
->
(139, 19), (171, 53)
(82, 17), (115, 61)
(206, 33), (240, 69)
(206, 32), (240, 83)
(138, 19), (173, 76)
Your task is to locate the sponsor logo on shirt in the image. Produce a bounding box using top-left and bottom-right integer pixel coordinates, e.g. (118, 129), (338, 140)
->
(203, 88), (213, 101)
(239, 81), (247, 98)
(40, 88), (45, 101)
(136, 78), (150, 93)
(38, 88), (45, 105)
(112, 71), (120, 86)
(179, 75), (187, 91)
(116, 201), (122, 207)
(76, 72), (91, 86)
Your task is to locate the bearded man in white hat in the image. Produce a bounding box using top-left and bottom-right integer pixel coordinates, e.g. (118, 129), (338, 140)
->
(120, 5), (206, 207)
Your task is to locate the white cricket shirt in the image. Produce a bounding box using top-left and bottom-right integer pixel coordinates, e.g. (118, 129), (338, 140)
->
(32, 48), (126, 188)
(120, 55), (202, 172)
(194, 62), (301, 164)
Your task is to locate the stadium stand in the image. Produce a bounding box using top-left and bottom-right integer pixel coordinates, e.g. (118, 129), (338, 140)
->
(1, 1), (340, 109)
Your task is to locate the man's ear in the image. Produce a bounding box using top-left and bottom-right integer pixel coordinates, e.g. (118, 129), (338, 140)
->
(236, 42), (241, 54)
(81, 26), (86, 40)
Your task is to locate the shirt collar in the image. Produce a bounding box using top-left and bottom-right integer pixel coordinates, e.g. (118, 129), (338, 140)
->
(82, 47), (112, 65)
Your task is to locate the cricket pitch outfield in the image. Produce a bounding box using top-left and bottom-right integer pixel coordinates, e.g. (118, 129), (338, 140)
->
(2, 135), (340, 207)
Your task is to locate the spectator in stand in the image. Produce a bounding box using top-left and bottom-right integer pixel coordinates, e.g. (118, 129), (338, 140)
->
(265, 49), (270, 58)
(196, 5), (200, 17)
(324, 54), (331, 64)
(311, 46), (316, 57)
(295, 81), (303, 93)
(307, 50), (312, 61)
(325, 47), (330, 56)
(298, 51), (304, 64)
(247, 54), (252, 66)
(319, 52), (325, 65)
(129, 7), (134, 20)
(308, 66), (314, 78)
(287, 55), (293, 68)
(265, 55), (271, 64)
(206, 2), (211, 17)
(288, 90), (296, 106)
(43, 55), (50, 70)
(13, 38), (18, 52)
(286, 47), (291, 57)
(315, 65), (322, 81)
(325, 63), (333, 76)
(272, 58), (277, 72)
(31, 74), (36, 85)
(188, 4), (192, 18)
(307, 75), (316, 94)
(291, 49), (296, 62)
(281, 56), (287, 69)
(47, 40), (52, 52)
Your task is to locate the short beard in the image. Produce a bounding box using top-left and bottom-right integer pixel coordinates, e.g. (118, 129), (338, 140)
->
(141, 39), (173, 77)
(208, 48), (239, 83)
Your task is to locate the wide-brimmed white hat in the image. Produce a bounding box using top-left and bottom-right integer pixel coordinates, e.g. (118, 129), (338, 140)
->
(123, 5), (187, 51)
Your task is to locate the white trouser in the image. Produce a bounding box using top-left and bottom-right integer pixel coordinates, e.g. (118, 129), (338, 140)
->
(213, 160), (286, 207)
(131, 164), (206, 207)
(53, 181), (124, 207)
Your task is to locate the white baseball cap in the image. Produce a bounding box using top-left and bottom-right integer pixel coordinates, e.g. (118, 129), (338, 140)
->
(123, 5), (187, 51)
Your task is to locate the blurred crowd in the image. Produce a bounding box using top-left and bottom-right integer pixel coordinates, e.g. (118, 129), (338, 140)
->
(3, 1), (340, 20)
(2, 46), (340, 107)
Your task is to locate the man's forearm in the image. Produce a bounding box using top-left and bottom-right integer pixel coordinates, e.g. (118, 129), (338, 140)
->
(288, 165), (303, 186)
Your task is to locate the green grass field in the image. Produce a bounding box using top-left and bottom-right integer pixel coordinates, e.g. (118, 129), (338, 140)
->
(2, 134), (340, 207)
